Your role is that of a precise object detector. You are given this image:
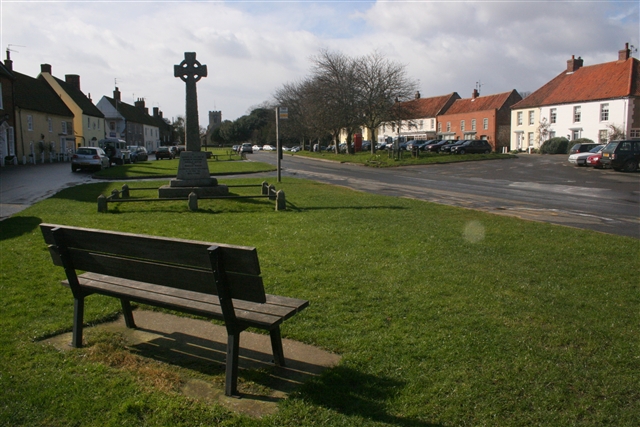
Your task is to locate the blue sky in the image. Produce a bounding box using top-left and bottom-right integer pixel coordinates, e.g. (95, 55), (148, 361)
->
(2, 0), (638, 126)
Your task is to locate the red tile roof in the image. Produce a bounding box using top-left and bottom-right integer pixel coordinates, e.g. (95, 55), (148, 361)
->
(402, 93), (460, 118)
(444, 90), (519, 114)
(513, 57), (640, 109)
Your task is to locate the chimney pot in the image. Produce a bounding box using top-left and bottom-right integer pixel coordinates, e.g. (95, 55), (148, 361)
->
(415, 91), (420, 99)
(41, 64), (52, 74)
(113, 87), (121, 102)
(566, 55), (583, 73)
(618, 42), (630, 61)
(472, 89), (479, 99)
(65, 74), (81, 91)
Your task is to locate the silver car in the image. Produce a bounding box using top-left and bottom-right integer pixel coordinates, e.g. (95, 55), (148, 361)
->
(71, 147), (110, 172)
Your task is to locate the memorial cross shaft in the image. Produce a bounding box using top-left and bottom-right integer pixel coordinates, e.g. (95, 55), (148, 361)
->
(174, 52), (207, 152)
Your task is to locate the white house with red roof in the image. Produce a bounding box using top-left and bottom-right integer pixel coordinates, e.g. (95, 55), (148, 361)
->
(511, 43), (640, 151)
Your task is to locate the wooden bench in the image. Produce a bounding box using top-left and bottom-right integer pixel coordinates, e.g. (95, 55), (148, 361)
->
(40, 223), (309, 397)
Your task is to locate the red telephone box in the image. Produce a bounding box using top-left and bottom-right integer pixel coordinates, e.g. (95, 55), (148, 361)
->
(354, 133), (363, 152)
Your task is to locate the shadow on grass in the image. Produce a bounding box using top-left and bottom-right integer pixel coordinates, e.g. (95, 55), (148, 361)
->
(0, 216), (42, 241)
(49, 182), (116, 203)
(296, 366), (443, 427)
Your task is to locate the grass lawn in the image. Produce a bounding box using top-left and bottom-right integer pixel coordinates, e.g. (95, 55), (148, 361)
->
(1, 177), (638, 426)
(286, 149), (515, 167)
(95, 148), (276, 179)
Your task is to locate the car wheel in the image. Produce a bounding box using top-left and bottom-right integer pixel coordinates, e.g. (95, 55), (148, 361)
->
(71, 165), (78, 172)
(484, 149), (491, 154)
(459, 149), (465, 155)
(622, 159), (638, 172)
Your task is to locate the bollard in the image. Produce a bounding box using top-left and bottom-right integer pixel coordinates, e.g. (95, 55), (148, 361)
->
(188, 192), (198, 211)
(275, 190), (286, 211)
(97, 195), (108, 213)
(261, 181), (269, 195)
(268, 184), (276, 201)
(110, 189), (120, 199)
(121, 184), (130, 199)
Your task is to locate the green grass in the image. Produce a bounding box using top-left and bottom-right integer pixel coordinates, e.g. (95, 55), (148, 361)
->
(96, 148), (276, 178)
(287, 149), (515, 166)
(1, 177), (638, 426)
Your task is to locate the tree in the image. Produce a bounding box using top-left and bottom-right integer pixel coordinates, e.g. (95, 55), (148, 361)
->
(607, 123), (626, 141)
(172, 116), (185, 143)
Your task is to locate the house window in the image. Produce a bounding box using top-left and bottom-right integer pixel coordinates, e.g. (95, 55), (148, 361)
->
(571, 129), (581, 140)
(550, 108), (557, 124)
(61, 121), (67, 135)
(517, 111), (523, 126)
(461, 120), (465, 131)
(483, 118), (488, 130)
(446, 122), (451, 132)
(48, 118), (53, 132)
(431, 119), (434, 129)
(87, 116), (90, 128)
(630, 129), (640, 138)
(471, 119), (476, 131)
(438, 122), (442, 132)
(0, 82), (3, 109)
(600, 103), (609, 122)
(528, 111), (535, 125)
(573, 106), (581, 123)
(419, 120), (423, 129)
(109, 121), (115, 131)
(527, 132), (534, 147)
(549, 131), (556, 139)
(599, 130), (608, 143)
(27, 115), (33, 131)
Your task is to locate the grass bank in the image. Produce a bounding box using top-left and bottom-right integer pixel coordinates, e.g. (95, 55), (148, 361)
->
(95, 148), (276, 179)
(1, 177), (637, 426)
(286, 149), (515, 167)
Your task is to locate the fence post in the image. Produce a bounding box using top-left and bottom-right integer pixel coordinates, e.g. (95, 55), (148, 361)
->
(261, 181), (269, 195)
(276, 190), (286, 211)
(97, 195), (108, 213)
(111, 189), (120, 199)
(268, 185), (276, 201)
(121, 184), (130, 199)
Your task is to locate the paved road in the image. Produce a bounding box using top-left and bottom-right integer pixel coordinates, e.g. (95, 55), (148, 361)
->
(251, 151), (640, 239)
(0, 161), (97, 220)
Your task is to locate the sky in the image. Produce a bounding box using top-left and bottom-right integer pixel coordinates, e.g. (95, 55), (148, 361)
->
(1, 0), (638, 128)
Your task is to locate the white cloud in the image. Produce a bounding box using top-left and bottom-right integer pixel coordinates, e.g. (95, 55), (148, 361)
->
(2, 0), (638, 125)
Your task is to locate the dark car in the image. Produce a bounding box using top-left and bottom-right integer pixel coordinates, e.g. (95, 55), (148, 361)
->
(569, 142), (599, 155)
(155, 146), (174, 160)
(424, 140), (450, 152)
(451, 140), (492, 154)
(440, 140), (467, 153)
(600, 139), (640, 172)
(128, 146), (148, 162)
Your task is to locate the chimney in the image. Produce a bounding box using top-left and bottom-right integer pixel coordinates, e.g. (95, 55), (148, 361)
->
(113, 87), (121, 102)
(4, 49), (12, 71)
(618, 43), (630, 61)
(153, 107), (159, 117)
(415, 91), (421, 99)
(566, 55), (583, 73)
(41, 64), (52, 74)
(472, 89), (479, 99)
(65, 74), (80, 91)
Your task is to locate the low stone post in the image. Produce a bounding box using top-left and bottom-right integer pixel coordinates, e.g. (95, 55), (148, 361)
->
(268, 184), (276, 201)
(188, 192), (198, 211)
(276, 190), (286, 211)
(97, 195), (108, 213)
(110, 189), (120, 199)
(121, 184), (130, 199)
(261, 181), (269, 195)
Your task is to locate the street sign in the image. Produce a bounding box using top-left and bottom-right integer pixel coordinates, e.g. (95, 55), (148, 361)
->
(279, 107), (288, 119)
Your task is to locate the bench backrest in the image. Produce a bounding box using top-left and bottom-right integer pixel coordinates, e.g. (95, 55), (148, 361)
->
(40, 223), (266, 304)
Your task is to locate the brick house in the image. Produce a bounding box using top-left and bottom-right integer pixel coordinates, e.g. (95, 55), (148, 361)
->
(437, 89), (522, 151)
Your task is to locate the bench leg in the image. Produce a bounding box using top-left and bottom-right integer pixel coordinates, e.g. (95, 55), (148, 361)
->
(270, 327), (286, 367)
(120, 299), (136, 328)
(71, 297), (84, 348)
(225, 331), (241, 397)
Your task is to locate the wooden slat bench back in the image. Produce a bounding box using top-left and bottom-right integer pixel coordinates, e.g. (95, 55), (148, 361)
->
(40, 223), (309, 397)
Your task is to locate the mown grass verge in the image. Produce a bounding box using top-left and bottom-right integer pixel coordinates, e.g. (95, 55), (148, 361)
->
(0, 177), (638, 426)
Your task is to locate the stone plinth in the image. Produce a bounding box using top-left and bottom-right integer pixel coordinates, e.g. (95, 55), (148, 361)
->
(159, 151), (229, 198)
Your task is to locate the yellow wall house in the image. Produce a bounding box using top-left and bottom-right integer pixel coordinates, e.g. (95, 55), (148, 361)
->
(38, 64), (105, 149)
(13, 69), (74, 163)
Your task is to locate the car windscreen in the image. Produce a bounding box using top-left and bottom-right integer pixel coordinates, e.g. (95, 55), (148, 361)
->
(76, 148), (95, 155)
(602, 142), (619, 153)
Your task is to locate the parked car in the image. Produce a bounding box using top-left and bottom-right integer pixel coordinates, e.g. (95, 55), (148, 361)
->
(240, 143), (253, 154)
(586, 152), (604, 168)
(232, 145), (240, 152)
(569, 142), (599, 155)
(175, 145), (186, 157)
(127, 146), (149, 162)
(568, 145), (605, 166)
(71, 147), (110, 172)
(424, 140), (450, 152)
(262, 144), (276, 151)
(155, 146), (175, 160)
(440, 140), (467, 153)
(290, 146), (301, 153)
(252, 145), (262, 151)
(451, 140), (493, 155)
(98, 138), (131, 165)
(600, 139), (640, 172)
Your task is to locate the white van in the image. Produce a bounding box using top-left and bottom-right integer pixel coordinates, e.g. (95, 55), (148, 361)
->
(98, 138), (131, 165)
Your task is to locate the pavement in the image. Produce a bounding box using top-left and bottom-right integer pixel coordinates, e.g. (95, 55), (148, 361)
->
(42, 310), (340, 417)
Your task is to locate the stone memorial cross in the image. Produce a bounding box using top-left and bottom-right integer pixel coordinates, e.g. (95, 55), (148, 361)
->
(174, 52), (207, 152)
